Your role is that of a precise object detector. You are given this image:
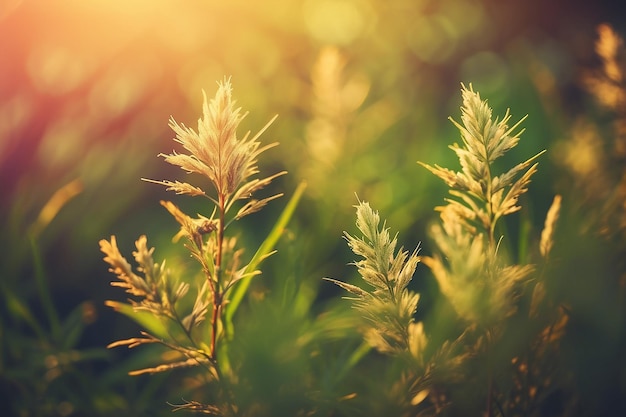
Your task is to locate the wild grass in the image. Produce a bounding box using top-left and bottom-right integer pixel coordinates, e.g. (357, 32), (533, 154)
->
(100, 78), (304, 415)
(96, 24), (626, 417)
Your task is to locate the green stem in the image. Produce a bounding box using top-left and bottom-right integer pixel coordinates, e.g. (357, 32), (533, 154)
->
(29, 235), (61, 339)
(210, 192), (227, 361)
(208, 192), (239, 414)
(210, 297), (221, 361)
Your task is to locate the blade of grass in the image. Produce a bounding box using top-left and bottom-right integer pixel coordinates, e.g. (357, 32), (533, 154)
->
(224, 181), (307, 337)
(29, 235), (61, 339)
(26, 179), (83, 341)
(105, 301), (170, 339)
(336, 341), (371, 381)
(1, 283), (47, 340)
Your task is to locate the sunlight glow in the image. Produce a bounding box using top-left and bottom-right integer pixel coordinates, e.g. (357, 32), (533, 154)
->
(27, 44), (90, 95)
(303, 0), (374, 45)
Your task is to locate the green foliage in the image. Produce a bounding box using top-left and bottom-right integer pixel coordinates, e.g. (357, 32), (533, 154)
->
(100, 80), (303, 415)
(91, 44), (623, 412)
(0, 183), (169, 417)
(97, 80), (578, 417)
(3, 5), (626, 415)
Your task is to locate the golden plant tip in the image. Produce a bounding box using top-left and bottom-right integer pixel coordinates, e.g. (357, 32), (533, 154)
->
(104, 300), (122, 310)
(29, 178), (83, 237)
(339, 392), (358, 401)
(106, 338), (142, 349)
(155, 80), (284, 202)
(411, 389), (430, 406)
(540, 194), (562, 258)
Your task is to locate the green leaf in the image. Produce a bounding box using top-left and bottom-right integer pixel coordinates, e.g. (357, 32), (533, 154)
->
(105, 301), (170, 339)
(223, 181), (307, 338)
(1, 284), (47, 340)
(336, 341), (371, 381)
(29, 235), (61, 339)
(59, 302), (91, 349)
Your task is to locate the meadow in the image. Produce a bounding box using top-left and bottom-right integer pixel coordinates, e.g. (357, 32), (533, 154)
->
(1, 1), (624, 416)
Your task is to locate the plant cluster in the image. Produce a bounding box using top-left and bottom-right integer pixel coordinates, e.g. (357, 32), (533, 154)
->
(99, 25), (626, 416)
(419, 84), (543, 328)
(100, 78), (302, 415)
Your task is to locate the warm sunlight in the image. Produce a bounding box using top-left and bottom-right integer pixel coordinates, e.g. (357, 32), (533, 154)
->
(2, 1), (624, 416)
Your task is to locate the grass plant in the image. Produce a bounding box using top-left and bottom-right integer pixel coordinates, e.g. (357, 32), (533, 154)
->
(100, 78), (303, 415)
(98, 26), (626, 416)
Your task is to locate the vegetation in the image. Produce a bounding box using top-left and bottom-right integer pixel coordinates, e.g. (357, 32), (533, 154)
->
(1, 2), (625, 416)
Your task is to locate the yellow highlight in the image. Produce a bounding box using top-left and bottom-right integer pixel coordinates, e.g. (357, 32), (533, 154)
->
(29, 179), (83, 238)
(303, 0), (373, 45)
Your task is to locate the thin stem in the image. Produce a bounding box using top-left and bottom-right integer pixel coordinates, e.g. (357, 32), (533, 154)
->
(167, 303), (218, 371)
(483, 150), (497, 251)
(210, 296), (221, 360)
(206, 191), (238, 415)
(214, 360), (238, 417)
(210, 192), (227, 361)
(216, 193), (226, 275)
(29, 236), (61, 339)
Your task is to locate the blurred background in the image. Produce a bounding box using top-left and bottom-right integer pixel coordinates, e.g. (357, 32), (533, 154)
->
(1, 0), (625, 416)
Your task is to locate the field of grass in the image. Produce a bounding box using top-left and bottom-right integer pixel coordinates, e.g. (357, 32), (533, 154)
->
(1, 1), (625, 416)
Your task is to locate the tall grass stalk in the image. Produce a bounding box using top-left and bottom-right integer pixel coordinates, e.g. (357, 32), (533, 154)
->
(420, 84), (544, 415)
(100, 78), (296, 415)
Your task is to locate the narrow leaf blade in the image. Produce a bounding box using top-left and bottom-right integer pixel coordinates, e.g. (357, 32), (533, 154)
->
(224, 181), (307, 336)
